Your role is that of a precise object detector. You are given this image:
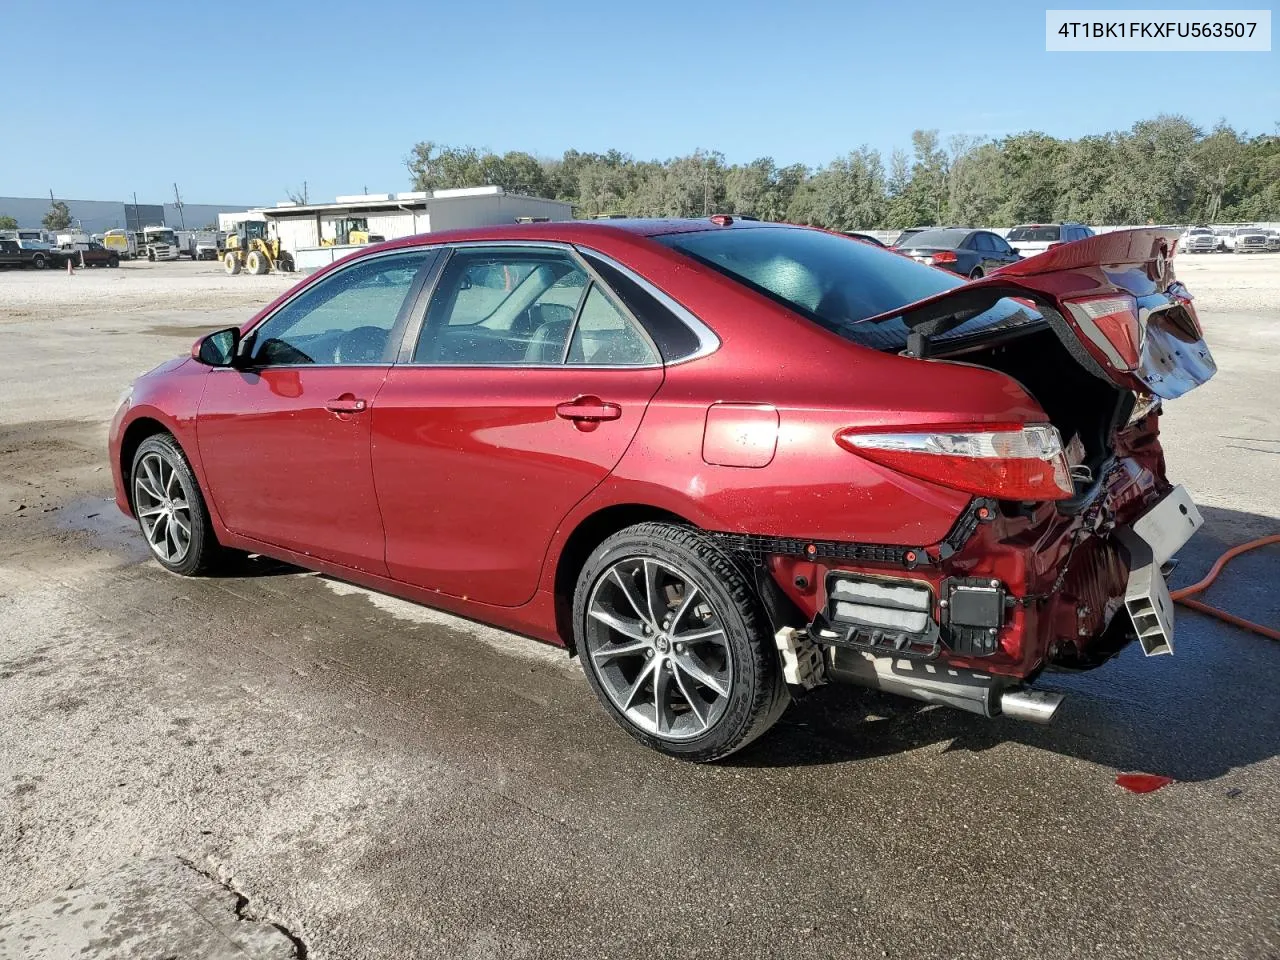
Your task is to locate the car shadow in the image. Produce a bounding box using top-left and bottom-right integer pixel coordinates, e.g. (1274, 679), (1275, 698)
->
(207, 552), (306, 579)
(730, 504), (1280, 782)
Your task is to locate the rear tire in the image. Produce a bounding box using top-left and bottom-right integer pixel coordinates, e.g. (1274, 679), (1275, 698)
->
(224, 252), (241, 275)
(130, 434), (229, 577)
(969, 267), (984, 279)
(32, 254), (47, 269)
(573, 522), (788, 762)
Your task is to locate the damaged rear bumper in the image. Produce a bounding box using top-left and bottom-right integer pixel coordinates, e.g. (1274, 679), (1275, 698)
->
(772, 484), (1204, 724)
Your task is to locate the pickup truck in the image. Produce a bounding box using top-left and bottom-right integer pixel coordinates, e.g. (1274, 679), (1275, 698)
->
(1228, 226), (1271, 254)
(0, 238), (55, 269)
(59, 241), (121, 268)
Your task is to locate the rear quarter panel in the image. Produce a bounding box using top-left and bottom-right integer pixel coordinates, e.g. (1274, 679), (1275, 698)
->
(538, 233), (1047, 591)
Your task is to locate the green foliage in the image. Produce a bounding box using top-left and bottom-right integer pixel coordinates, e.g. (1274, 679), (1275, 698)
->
(406, 116), (1280, 229)
(0, 214), (18, 231)
(42, 201), (71, 231)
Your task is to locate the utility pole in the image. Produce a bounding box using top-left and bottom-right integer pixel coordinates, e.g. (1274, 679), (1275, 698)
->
(303, 180), (308, 204)
(132, 191), (141, 233)
(173, 183), (186, 229)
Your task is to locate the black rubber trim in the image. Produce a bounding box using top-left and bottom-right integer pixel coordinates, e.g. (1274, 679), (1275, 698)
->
(708, 532), (929, 569)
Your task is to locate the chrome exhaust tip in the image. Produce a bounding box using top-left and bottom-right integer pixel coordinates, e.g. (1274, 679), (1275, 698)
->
(999, 688), (1064, 724)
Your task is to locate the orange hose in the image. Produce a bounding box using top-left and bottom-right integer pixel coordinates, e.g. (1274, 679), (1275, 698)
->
(1169, 534), (1280, 641)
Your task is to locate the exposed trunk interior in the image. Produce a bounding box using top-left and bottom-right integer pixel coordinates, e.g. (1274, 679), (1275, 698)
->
(937, 327), (1130, 489)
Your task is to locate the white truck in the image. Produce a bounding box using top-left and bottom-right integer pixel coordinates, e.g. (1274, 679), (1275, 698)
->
(1226, 225), (1270, 254)
(1005, 222), (1095, 257)
(1177, 226), (1218, 254)
(175, 229), (224, 260)
(137, 225), (180, 262)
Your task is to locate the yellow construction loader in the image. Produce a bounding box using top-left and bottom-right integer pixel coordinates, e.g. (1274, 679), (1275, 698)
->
(320, 217), (385, 247)
(223, 221), (294, 275)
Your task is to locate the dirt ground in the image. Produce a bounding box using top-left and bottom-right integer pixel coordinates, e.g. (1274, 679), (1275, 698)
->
(0, 256), (1277, 959)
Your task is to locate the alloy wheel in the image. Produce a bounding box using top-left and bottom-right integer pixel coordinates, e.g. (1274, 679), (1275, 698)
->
(133, 451), (193, 564)
(584, 557), (735, 741)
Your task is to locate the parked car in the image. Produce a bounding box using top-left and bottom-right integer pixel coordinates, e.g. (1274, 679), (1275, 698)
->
(894, 227), (1022, 278)
(891, 225), (959, 248)
(843, 231), (886, 247)
(108, 219), (1215, 761)
(1006, 222), (1095, 257)
(1230, 226), (1270, 253)
(1178, 227), (1218, 254)
(59, 240), (120, 268)
(0, 238), (54, 269)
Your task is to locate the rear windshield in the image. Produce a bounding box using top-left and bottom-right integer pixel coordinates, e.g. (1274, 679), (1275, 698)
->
(656, 225), (1041, 351)
(1007, 225), (1060, 242)
(899, 228), (969, 248)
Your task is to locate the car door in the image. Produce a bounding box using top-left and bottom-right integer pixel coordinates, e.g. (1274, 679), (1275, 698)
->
(987, 231), (1021, 267)
(966, 232), (995, 273)
(196, 248), (436, 574)
(373, 244), (665, 606)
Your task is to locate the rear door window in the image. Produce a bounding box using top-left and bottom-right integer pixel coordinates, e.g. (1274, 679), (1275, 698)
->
(414, 247), (587, 364)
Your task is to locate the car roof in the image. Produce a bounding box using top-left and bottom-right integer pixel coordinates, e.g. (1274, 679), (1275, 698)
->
(363, 216), (798, 254)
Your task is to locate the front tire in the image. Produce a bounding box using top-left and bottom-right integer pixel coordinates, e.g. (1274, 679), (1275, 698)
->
(130, 434), (226, 576)
(246, 250), (268, 275)
(573, 522), (788, 761)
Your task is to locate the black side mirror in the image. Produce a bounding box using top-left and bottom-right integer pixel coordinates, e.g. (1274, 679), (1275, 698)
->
(193, 327), (240, 367)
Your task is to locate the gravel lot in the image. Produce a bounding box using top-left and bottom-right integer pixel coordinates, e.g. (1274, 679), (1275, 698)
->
(0, 256), (1277, 959)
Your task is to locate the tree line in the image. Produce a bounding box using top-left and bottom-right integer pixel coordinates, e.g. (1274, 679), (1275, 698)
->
(407, 115), (1279, 229)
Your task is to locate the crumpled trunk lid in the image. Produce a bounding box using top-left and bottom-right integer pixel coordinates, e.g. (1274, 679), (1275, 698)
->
(860, 228), (1217, 401)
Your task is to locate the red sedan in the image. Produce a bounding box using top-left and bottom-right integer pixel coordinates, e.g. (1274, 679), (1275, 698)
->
(109, 218), (1215, 761)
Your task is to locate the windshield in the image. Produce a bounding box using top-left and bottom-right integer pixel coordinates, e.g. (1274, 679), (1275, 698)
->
(900, 229), (969, 248)
(145, 230), (176, 245)
(657, 225), (1041, 351)
(1189, 228), (1213, 235)
(1007, 225), (1061, 242)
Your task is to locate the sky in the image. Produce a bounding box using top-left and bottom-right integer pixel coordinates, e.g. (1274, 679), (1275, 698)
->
(2, 0), (1276, 205)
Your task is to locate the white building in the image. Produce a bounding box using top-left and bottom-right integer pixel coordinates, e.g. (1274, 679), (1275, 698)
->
(220, 187), (573, 271)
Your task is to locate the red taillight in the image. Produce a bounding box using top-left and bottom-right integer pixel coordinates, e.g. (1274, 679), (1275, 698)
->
(836, 424), (1075, 501)
(1063, 294), (1141, 370)
(931, 250), (958, 264)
